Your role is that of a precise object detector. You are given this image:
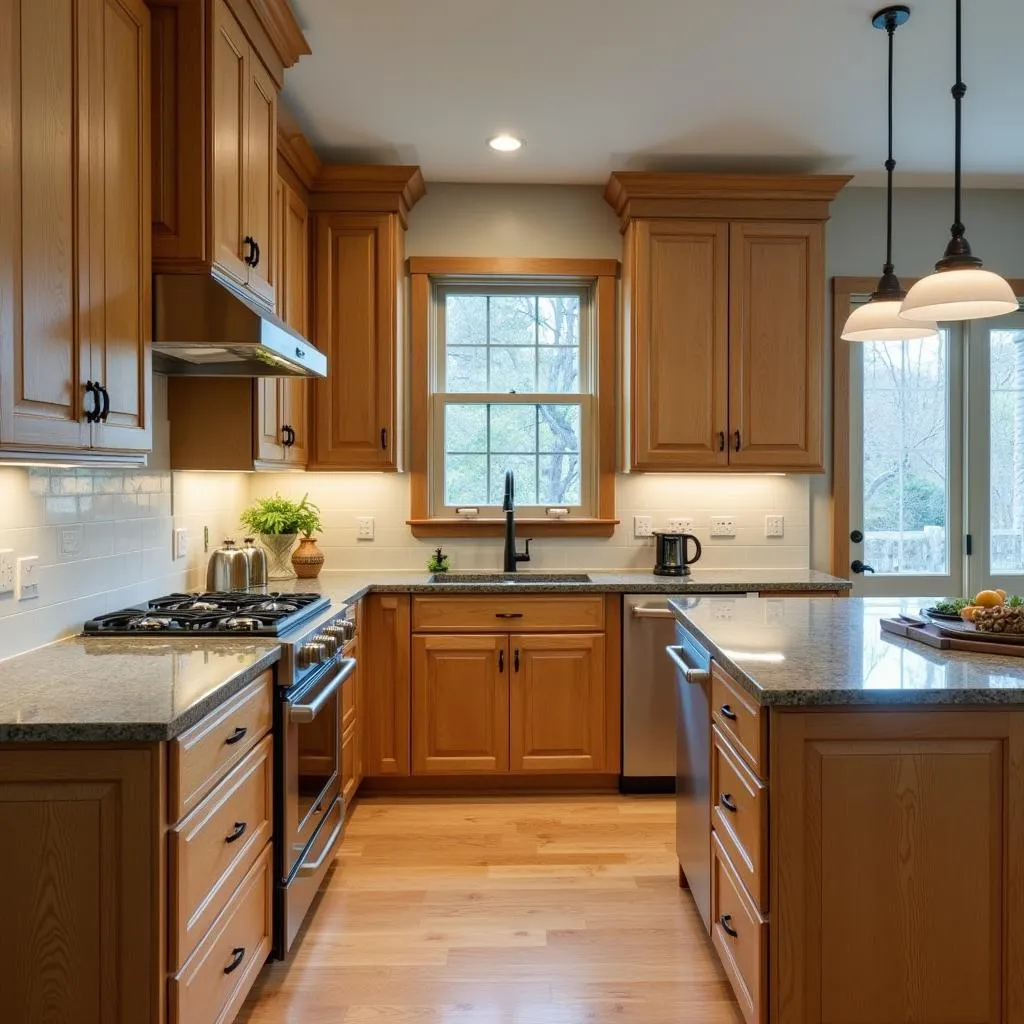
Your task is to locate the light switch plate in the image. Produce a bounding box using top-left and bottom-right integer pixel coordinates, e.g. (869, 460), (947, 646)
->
(356, 516), (375, 541)
(17, 555), (39, 601)
(633, 515), (653, 539)
(58, 525), (83, 558)
(765, 515), (785, 538)
(0, 549), (14, 596)
(173, 527), (188, 560)
(710, 516), (737, 538)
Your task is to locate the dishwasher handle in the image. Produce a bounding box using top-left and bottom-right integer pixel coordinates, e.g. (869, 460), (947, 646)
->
(631, 605), (678, 619)
(666, 644), (709, 685)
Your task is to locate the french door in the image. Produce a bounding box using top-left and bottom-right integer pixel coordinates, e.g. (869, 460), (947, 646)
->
(849, 309), (1024, 599)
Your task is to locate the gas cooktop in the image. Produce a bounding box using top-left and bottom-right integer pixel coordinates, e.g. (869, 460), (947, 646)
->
(83, 592), (330, 637)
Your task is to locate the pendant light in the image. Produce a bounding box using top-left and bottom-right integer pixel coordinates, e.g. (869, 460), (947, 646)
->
(899, 0), (1017, 323)
(843, 6), (938, 342)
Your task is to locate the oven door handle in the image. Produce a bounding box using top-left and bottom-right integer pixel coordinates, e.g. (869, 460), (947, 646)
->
(288, 658), (356, 724)
(298, 815), (345, 875)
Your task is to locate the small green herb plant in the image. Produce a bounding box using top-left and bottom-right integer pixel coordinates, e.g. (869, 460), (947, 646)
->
(427, 547), (450, 573)
(240, 493), (322, 538)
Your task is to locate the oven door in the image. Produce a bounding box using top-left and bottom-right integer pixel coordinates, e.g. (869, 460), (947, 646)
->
(281, 657), (355, 879)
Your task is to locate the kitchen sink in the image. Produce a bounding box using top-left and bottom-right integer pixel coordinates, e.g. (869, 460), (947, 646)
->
(428, 572), (593, 584)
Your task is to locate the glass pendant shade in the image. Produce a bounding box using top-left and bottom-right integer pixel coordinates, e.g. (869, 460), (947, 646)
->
(842, 297), (938, 342)
(900, 268), (1018, 323)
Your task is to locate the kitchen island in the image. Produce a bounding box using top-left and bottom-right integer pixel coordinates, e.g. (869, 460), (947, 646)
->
(670, 595), (1024, 1024)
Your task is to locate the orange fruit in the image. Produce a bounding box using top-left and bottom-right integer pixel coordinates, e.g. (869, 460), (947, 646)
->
(961, 606), (981, 622)
(974, 590), (1004, 608)
(997, 589), (1008, 600)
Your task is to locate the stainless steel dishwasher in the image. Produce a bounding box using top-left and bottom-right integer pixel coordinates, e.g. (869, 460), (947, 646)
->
(666, 622), (712, 931)
(622, 595), (701, 792)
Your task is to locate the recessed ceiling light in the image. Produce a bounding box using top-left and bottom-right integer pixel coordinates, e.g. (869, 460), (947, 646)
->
(487, 134), (523, 153)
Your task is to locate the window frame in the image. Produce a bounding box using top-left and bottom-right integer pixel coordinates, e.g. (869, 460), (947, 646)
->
(407, 257), (619, 538)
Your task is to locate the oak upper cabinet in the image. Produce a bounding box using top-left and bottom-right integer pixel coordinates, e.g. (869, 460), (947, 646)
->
(606, 173), (848, 473)
(0, 0), (151, 460)
(412, 635), (510, 774)
(150, 0), (309, 307)
(309, 167), (425, 470)
(510, 634), (606, 772)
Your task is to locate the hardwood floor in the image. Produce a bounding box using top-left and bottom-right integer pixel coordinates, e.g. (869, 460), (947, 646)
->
(237, 795), (742, 1023)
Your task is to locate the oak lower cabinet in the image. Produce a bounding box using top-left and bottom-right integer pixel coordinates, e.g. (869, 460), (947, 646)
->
(0, 0), (151, 461)
(606, 174), (848, 474)
(694, 659), (1024, 1024)
(341, 626), (364, 809)
(363, 594), (412, 776)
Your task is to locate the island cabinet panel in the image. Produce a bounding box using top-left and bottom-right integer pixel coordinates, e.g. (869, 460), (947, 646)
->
(628, 219), (729, 470)
(363, 594), (412, 776)
(510, 634), (606, 773)
(771, 709), (1024, 1024)
(412, 635), (510, 774)
(0, 746), (163, 1024)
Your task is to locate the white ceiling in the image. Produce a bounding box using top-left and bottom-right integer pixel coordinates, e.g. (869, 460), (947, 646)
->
(282, 0), (1024, 187)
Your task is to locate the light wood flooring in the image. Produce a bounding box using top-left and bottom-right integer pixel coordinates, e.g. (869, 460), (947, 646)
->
(237, 795), (742, 1023)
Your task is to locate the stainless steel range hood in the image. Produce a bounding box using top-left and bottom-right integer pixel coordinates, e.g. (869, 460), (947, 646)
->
(153, 274), (327, 378)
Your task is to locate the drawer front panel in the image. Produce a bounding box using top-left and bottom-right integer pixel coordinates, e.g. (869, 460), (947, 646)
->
(711, 833), (766, 1024)
(170, 843), (272, 1024)
(711, 727), (767, 910)
(711, 662), (765, 775)
(170, 735), (273, 969)
(412, 595), (605, 633)
(170, 671), (273, 821)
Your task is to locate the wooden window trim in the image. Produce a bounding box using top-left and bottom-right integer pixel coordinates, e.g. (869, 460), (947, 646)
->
(829, 275), (1024, 579)
(408, 257), (620, 539)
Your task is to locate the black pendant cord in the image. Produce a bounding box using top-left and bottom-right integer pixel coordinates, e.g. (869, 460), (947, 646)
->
(883, 12), (896, 279)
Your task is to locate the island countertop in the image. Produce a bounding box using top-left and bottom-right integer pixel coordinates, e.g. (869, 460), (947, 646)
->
(0, 637), (281, 742)
(670, 594), (1024, 706)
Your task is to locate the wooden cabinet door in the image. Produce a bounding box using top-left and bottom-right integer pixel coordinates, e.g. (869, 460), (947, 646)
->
(629, 219), (729, 470)
(728, 221), (824, 471)
(244, 51), (276, 306)
(510, 634), (605, 772)
(278, 179), (309, 464)
(771, 709), (1024, 1024)
(363, 594), (411, 776)
(255, 379), (286, 462)
(312, 212), (397, 469)
(282, 378), (309, 466)
(86, 0), (151, 452)
(210, 0), (248, 289)
(0, 0), (90, 451)
(412, 635), (509, 774)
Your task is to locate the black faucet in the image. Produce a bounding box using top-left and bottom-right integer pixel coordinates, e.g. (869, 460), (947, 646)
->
(502, 470), (531, 572)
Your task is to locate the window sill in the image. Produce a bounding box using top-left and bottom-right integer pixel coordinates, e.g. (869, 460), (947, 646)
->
(407, 518), (619, 539)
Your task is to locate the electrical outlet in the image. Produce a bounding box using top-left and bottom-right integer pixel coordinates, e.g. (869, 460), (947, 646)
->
(633, 515), (653, 539)
(710, 516), (737, 538)
(711, 600), (736, 621)
(16, 555), (39, 601)
(173, 527), (188, 561)
(0, 549), (14, 596)
(764, 599), (785, 624)
(765, 515), (785, 538)
(667, 517), (693, 533)
(356, 516), (375, 541)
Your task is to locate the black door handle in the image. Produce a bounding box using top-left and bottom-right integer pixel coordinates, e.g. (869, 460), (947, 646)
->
(251, 239), (260, 269)
(225, 725), (247, 745)
(514, 649), (520, 672)
(84, 381), (101, 423)
(717, 431), (725, 452)
(224, 821), (247, 844)
(498, 649), (504, 673)
(380, 427), (388, 450)
(719, 793), (738, 813)
(734, 430), (741, 452)
(224, 947), (246, 975)
(851, 559), (876, 574)
(719, 704), (738, 721)
(98, 384), (110, 422)
(719, 914), (738, 938)
(243, 235), (256, 266)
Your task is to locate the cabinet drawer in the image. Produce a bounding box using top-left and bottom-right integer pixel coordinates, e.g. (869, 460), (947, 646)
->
(170, 671), (273, 821)
(711, 832), (766, 1024)
(712, 727), (767, 911)
(412, 595), (605, 633)
(711, 662), (766, 776)
(342, 721), (357, 803)
(170, 843), (272, 1024)
(169, 736), (273, 970)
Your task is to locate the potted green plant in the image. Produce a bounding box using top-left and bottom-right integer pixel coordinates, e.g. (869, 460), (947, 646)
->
(240, 493), (323, 580)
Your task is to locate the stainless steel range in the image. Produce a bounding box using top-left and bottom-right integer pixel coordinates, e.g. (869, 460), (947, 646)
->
(84, 590), (357, 958)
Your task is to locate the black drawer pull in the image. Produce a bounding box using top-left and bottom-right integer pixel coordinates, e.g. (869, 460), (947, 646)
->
(734, 430), (741, 452)
(224, 821), (247, 844)
(719, 914), (738, 938)
(719, 705), (738, 721)
(224, 946), (246, 974)
(225, 726), (248, 745)
(719, 793), (737, 813)
(495, 612), (524, 619)
(498, 649), (504, 672)
(717, 430), (725, 452)
(514, 648), (520, 672)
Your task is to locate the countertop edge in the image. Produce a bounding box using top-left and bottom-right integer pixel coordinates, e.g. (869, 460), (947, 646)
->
(0, 646), (282, 744)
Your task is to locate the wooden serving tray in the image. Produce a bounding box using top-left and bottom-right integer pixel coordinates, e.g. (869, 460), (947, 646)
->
(880, 616), (1024, 657)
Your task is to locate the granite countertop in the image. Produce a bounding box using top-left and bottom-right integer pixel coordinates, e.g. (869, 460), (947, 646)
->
(269, 568), (850, 608)
(671, 595), (1024, 706)
(0, 638), (281, 742)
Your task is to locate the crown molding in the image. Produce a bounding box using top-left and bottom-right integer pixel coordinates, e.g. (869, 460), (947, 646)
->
(248, 0), (310, 69)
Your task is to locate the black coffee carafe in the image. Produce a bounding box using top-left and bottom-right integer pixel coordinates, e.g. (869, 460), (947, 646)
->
(653, 531), (702, 576)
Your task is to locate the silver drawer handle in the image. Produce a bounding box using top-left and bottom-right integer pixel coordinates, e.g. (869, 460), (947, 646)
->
(289, 659), (356, 723)
(299, 817), (344, 875)
(666, 645), (709, 684)
(631, 606), (677, 619)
